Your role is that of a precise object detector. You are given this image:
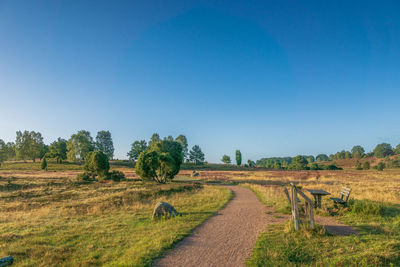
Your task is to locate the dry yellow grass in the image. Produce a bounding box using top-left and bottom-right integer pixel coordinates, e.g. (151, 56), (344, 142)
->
(0, 170), (232, 266)
(181, 169), (400, 203)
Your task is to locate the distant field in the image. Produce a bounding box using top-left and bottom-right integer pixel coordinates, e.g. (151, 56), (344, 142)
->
(0, 168), (231, 266)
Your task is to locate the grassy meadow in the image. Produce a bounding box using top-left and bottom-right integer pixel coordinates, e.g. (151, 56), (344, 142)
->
(0, 163), (232, 266)
(180, 169), (400, 266)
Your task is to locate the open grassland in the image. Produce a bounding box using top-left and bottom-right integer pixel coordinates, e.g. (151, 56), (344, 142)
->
(183, 169), (400, 266)
(0, 169), (232, 266)
(180, 169), (400, 203)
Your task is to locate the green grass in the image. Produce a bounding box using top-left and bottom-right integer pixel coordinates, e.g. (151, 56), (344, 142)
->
(0, 172), (232, 266)
(246, 184), (400, 266)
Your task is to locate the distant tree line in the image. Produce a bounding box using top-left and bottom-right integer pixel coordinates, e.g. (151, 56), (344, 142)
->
(0, 130), (115, 166)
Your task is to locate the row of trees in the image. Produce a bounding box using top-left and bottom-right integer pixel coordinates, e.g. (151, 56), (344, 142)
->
(0, 130), (114, 165)
(127, 133), (205, 164)
(329, 143), (400, 160)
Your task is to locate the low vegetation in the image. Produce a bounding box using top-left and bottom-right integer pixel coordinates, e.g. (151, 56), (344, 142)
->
(0, 169), (232, 266)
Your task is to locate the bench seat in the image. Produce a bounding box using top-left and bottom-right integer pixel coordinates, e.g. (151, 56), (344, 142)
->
(330, 197), (346, 204)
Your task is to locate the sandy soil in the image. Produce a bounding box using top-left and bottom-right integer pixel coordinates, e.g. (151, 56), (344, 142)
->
(153, 186), (287, 267)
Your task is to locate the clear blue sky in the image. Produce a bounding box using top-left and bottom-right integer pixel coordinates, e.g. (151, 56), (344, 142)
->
(1, 0), (400, 162)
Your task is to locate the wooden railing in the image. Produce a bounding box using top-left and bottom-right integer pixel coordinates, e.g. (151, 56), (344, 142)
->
(283, 183), (314, 231)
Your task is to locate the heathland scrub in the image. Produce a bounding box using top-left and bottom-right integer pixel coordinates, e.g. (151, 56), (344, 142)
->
(0, 174), (232, 266)
(245, 184), (400, 266)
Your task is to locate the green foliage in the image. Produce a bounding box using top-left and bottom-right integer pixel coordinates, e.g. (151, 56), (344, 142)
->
(289, 155), (308, 170)
(310, 162), (321, 170)
(0, 139), (7, 165)
(149, 133), (161, 146)
(347, 199), (387, 216)
(76, 172), (94, 181)
(41, 157), (48, 171)
(84, 151), (110, 180)
(95, 130), (114, 159)
(67, 130), (95, 162)
(330, 150), (352, 160)
(375, 161), (385, 171)
(373, 143), (393, 158)
(386, 159), (400, 168)
(135, 140), (183, 183)
(175, 135), (188, 160)
(316, 154), (329, 162)
(355, 160), (362, 170)
(394, 144), (400, 155)
(324, 164), (342, 170)
(351, 145), (365, 158)
(257, 157), (292, 168)
(304, 155), (315, 163)
(48, 138), (67, 163)
(188, 145), (205, 164)
(247, 160), (255, 168)
(15, 130), (44, 162)
(127, 140), (148, 161)
(108, 170), (126, 182)
(363, 161), (370, 170)
(221, 155), (231, 164)
(235, 150), (242, 166)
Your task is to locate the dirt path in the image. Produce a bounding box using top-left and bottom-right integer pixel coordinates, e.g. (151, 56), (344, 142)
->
(153, 186), (287, 267)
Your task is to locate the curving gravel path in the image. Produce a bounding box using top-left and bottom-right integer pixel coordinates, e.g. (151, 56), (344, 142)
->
(153, 186), (287, 267)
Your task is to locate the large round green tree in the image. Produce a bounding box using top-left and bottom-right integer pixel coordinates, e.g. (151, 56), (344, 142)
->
(135, 140), (183, 183)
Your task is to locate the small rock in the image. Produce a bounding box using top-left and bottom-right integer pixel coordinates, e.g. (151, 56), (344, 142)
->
(191, 171), (199, 177)
(152, 202), (178, 219)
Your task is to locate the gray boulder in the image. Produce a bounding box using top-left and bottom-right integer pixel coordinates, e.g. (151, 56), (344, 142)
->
(152, 202), (178, 219)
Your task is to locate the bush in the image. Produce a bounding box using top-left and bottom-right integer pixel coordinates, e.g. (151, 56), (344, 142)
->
(77, 172), (94, 181)
(108, 170), (126, 182)
(324, 164), (342, 170)
(355, 161), (362, 170)
(135, 140), (183, 183)
(84, 151), (110, 179)
(310, 162), (322, 170)
(375, 162), (385, 171)
(41, 157), (48, 171)
(363, 161), (370, 170)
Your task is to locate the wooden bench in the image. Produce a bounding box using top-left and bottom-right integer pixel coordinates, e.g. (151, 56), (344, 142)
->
(330, 187), (351, 205)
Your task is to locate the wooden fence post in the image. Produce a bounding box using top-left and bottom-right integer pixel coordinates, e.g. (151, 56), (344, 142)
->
(291, 186), (299, 231)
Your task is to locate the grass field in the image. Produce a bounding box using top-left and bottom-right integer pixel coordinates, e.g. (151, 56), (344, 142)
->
(180, 169), (400, 266)
(0, 167), (232, 266)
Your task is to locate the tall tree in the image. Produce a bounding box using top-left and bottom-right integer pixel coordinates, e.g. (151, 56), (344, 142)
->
(373, 143), (393, 158)
(188, 145), (205, 164)
(290, 155), (308, 170)
(351, 145), (365, 158)
(221, 155), (231, 164)
(175, 134), (188, 161)
(15, 130), (44, 162)
(149, 133), (161, 146)
(67, 130), (94, 161)
(135, 140), (183, 183)
(96, 130), (114, 159)
(235, 150), (242, 166)
(0, 139), (7, 165)
(48, 138), (67, 163)
(316, 154), (329, 162)
(127, 140), (148, 161)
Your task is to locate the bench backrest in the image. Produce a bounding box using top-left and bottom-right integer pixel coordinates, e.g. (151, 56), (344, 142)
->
(339, 187), (351, 202)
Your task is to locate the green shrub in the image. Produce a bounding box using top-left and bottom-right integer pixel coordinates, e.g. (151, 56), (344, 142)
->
(84, 151), (110, 179)
(375, 162), (385, 171)
(108, 170), (126, 182)
(355, 161), (362, 170)
(363, 161), (370, 170)
(323, 164), (342, 170)
(41, 157), (48, 171)
(77, 172), (94, 181)
(348, 199), (387, 216)
(310, 162), (322, 170)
